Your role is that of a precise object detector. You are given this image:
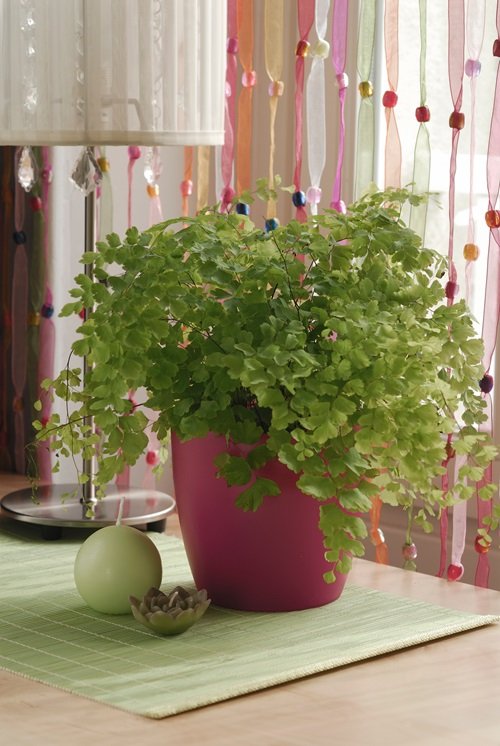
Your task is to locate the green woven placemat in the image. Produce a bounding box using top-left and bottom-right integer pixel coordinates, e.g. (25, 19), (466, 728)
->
(0, 527), (497, 719)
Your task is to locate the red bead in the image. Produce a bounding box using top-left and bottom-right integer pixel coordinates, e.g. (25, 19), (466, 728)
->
(479, 374), (494, 394)
(485, 210), (500, 228)
(146, 450), (159, 466)
(78, 309), (85, 319)
(445, 281), (458, 300)
(493, 38), (500, 57)
(382, 90), (398, 108)
(30, 195), (43, 211)
(295, 39), (310, 58)
(447, 563), (464, 581)
(449, 111), (465, 130)
(415, 106), (430, 122)
(474, 536), (491, 554)
(226, 37), (239, 55)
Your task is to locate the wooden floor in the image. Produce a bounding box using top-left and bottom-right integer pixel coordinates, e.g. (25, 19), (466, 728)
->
(2, 471), (500, 746)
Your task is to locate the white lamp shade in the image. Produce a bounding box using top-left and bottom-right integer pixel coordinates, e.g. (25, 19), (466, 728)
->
(0, 0), (227, 146)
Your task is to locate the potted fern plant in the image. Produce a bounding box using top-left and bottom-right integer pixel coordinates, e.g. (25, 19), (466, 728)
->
(36, 187), (498, 611)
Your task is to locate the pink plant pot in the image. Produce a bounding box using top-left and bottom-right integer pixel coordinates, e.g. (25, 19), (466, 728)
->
(171, 433), (348, 611)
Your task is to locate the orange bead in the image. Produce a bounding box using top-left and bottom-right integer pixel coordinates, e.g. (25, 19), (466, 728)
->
(147, 183), (160, 198)
(463, 243), (479, 260)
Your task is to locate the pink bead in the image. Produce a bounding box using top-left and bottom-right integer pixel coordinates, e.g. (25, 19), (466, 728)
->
(225, 81), (232, 98)
(180, 179), (193, 197)
(335, 73), (349, 90)
(415, 105), (430, 122)
(226, 37), (238, 55)
(146, 450), (159, 466)
(128, 146), (141, 160)
(41, 166), (53, 183)
(306, 186), (322, 205)
(242, 70), (257, 88)
(330, 199), (346, 214)
(465, 58), (481, 77)
(447, 563), (464, 581)
(402, 542), (417, 561)
(268, 80), (284, 97)
(382, 90), (398, 108)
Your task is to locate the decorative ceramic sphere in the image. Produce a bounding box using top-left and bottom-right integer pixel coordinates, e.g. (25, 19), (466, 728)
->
(74, 525), (162, 614)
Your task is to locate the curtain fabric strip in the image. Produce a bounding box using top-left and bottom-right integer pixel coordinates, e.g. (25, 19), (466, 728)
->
(293, 0), (315, 222)
(354, 0), (376, 199)
(409, 0), (430, 237)
(306, 0), (330, 216)
(236, 0), (254, 195)
(196, 146), (211, 213)
(220, 0), (238, 212)
(446, 0), (466, 581)
(383, 0), (401, 188)
(330, 0), (348, 211)
(264, 0), (284, 220)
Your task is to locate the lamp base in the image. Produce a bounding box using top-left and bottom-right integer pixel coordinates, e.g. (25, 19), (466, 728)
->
(0, 484), (176, 540)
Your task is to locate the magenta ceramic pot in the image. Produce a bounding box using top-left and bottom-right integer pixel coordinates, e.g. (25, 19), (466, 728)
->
(171, 433), (348, 611)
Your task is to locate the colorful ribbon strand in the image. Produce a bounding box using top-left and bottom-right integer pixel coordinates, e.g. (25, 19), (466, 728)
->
(330, 0), (349, 212)
(409, 0), (431, 239)
(354, 0), (377, 198)
(264, 0), (284, 220)
(236, 0), (255, 196)
(293, 0), (315, 222)
(306, 0), (330, 216)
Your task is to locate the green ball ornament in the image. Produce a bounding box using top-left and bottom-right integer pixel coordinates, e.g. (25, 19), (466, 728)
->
(74, 524), (163, 614)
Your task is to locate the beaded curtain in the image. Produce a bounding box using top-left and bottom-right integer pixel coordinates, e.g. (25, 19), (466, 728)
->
(1, 0), (499, 586)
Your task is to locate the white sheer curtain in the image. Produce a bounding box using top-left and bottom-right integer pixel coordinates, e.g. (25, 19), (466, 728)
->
(0, 0), (226, 146)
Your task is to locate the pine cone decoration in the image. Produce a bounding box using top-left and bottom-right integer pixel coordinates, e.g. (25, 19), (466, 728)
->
(129, 586), (211, 635)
